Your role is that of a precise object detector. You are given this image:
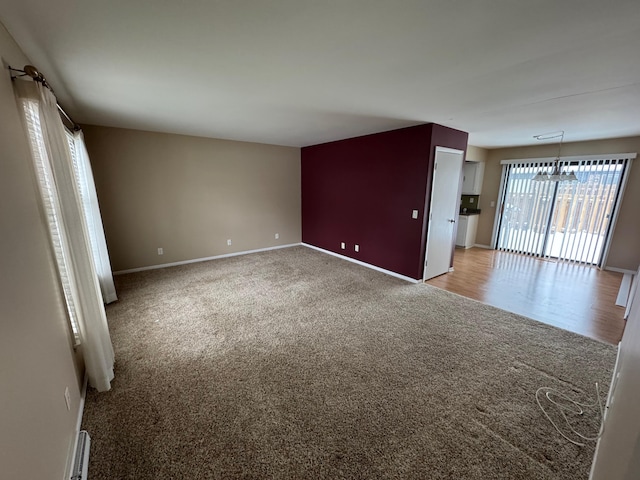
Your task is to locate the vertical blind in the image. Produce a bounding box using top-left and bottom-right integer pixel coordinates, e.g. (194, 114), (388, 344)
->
(496, 155), (634, 266)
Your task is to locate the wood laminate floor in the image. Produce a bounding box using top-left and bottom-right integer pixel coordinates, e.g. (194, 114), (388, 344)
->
(426, 247), (626, 345)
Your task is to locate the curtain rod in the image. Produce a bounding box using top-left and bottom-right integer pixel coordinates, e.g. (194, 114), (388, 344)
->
(8, 65), (81, 132)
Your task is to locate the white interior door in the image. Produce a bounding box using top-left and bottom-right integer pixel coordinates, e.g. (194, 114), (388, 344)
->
(423, 147), (464, 280)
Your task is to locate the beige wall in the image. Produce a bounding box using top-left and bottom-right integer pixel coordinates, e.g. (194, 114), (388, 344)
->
(83, 125), (301, 271)
(0, 23), (83, 480)
(476, 137), (640, 270)
(466, 144), (489, 163)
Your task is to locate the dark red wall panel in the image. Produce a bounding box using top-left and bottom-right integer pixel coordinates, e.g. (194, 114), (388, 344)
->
(302, 123), (468, 280)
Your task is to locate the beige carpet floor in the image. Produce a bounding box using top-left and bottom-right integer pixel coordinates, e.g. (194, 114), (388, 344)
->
(82, 246), (616, 479)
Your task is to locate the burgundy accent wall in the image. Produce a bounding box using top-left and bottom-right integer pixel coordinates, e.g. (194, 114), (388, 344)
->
(302, 123), (468, 280)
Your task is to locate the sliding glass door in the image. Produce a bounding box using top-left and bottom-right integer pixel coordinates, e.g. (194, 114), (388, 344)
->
(496, 156), (632, 266)
(497, 163), (554, 258)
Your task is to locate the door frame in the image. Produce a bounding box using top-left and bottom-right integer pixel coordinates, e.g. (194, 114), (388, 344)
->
(422, 146), (465, 281)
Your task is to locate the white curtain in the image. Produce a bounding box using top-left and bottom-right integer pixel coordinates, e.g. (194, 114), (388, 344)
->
(69, 131), (117, 304)
(15, 80), (114, 392)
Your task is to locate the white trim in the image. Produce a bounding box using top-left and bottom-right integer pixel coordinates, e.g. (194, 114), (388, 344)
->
(434, 146), (465, 155)
(625, 267), (639, 319)
(113, 243), (301, 274)
(616, 273), (633, 307)
(302, 243), (421, 283)
(500, 152), (637, 165)
(604, 266), (637, 275)
(473, 244), (493, 249)
(64, 374), (88, 480)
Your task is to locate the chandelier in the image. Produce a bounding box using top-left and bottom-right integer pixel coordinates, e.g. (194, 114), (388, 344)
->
(531, 131), (577, 182)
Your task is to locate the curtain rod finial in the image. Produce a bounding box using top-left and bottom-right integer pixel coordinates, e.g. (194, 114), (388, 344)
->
(23, 65), (41, 79)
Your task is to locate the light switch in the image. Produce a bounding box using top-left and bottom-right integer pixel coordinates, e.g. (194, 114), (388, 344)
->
(470, 198), (474, 203)
(355, 244), (359, 252)
(412, 210), (418, 219)
(157, 247), (163, 255)
(341, 242), (345, 249)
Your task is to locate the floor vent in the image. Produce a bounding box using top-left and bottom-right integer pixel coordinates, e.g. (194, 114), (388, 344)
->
(71, 430), (91, 480)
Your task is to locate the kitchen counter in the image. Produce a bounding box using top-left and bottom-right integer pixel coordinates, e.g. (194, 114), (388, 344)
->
(459, 209), (481, 216)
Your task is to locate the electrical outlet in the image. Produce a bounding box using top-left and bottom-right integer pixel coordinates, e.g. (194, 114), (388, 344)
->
(157, 247), (163, 255)
(412, 210), (418, 219)
(470, 198), (474, 203)
(64, 387), (71, 411)
(340, 242), (345, 249)
(355, 244), (359, 252)
(275, 233), (279, 239)
(490, 201), (496, 207)
(227, 239), (232, 246)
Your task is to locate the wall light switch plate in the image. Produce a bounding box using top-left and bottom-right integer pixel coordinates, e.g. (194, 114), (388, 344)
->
(341, 242), (346, 249)
(157, 247), (163, 255)
(355, 245), (359, 252)
(470, 198), (474, 203)
(275, 233), (279, 239)
(412, 209), (418, 219)
(227, 239), (232, 246)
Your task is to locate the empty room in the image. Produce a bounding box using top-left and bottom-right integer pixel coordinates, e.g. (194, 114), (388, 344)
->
(2, 1), (640, 480)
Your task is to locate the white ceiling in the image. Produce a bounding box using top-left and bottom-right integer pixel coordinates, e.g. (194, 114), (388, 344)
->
(2, 0), (640, 148)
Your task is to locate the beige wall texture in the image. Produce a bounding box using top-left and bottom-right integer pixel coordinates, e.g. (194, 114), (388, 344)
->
(83, 125), (301, 272)
(0, 23), (84, 480)
(465, 144), (489, 163)
(476, 136), (640, 271)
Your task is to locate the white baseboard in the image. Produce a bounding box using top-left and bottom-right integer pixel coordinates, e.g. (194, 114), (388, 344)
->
(114, 243), (301, 275)
(605, 266), (637, 275)
(616, 273), (633, 307)
(115, 241), (422, 282)
(65, 374), (88, 480)
(473, 244), (493, 249)
(302, 243), (421, 283)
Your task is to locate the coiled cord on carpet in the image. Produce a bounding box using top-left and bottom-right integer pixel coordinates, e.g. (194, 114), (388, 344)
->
(535, 382), (605, 447)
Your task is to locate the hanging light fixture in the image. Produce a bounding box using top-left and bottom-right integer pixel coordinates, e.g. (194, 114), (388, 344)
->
(531, 131), (577, 182)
